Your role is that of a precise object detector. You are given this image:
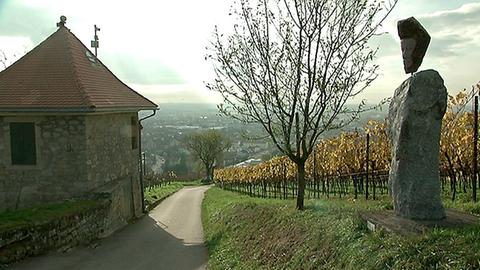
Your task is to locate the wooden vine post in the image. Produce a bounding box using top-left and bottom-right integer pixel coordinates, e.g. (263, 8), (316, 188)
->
(473, 96), (478, 202)
(366, 133), (370, 200)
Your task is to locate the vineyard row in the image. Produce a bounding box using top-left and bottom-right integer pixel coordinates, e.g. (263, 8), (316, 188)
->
(214, 91), (480, 202)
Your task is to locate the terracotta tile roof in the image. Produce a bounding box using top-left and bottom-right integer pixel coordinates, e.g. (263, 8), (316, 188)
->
(0, 26), (157, 112)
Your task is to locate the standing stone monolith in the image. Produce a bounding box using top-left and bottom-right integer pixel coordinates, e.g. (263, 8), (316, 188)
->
(388, 69), (447, 220)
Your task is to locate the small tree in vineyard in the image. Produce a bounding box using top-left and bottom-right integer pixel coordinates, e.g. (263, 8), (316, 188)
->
(183, 130), (232, 182)
(207, 0), (397, 209)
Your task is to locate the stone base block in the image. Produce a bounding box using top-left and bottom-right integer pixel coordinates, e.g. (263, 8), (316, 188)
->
(359, 209), (479, 236)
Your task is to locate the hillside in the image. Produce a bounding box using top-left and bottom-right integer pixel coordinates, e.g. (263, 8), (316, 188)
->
(202, 188), (480, 270)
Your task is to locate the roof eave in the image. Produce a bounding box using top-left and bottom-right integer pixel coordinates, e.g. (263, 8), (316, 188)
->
(0, 105), (158, 114)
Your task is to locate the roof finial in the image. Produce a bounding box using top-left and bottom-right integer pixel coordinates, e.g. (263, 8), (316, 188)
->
(56, 15), (67, 27)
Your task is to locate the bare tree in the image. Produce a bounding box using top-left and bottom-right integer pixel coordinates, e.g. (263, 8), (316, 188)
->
(183, 129), (232, 182)
(0, 49), (26, 71)
(0, 50), (8, 70)
(207, 0), (398, 209)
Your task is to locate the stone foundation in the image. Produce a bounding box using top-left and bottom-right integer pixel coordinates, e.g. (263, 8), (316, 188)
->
(0, 201), (108, 265)
(360, 209), (479, 236)
(0, 180), (141, 265)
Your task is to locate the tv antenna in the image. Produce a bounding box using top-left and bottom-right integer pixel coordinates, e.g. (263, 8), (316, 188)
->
(91, 24), (100, 57)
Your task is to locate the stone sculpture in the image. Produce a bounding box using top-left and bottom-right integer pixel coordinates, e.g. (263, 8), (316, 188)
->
(398, 17), (431, 74)
(389, 18), (446, 220)
(388, 69), (447, 220)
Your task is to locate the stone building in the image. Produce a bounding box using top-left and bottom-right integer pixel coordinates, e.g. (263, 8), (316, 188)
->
(0, 22), (157, 230)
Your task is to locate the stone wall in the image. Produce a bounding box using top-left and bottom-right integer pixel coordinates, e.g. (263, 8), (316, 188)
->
(0, 112), (143, 233)
(0, 115), (88, 211)
(84, 113), (143, 221)
(0, 201), (109, 265)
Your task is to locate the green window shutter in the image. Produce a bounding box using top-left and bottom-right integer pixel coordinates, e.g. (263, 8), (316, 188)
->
(10, 122), (37, 165)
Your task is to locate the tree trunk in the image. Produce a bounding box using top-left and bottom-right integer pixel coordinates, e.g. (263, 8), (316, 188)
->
(205, 164), (212, 181)
(296, 161), (306, 210)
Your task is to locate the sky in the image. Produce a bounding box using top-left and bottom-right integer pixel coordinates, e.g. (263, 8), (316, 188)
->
(0, 0), (479, 105)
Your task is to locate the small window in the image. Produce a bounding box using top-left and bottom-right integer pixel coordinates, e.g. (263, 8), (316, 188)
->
(10, 122), (37, 165)
(85, 50), (98, 65)
(131, 117), (138, 150)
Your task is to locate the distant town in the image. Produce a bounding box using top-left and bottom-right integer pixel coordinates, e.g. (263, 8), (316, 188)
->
(140, 103), (388, 178)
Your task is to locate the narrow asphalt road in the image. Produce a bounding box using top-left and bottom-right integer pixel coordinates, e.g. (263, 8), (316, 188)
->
(9, 186), (210, 270)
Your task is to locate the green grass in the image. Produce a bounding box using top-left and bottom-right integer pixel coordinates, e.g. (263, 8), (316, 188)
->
(202, 187), (480, 270)
(144, 182), (184, 207)
(0, 180), (205, 233)
(443, 192), (480, 215)
(144, 180), (205, 210)
(0, 200), (101, 233)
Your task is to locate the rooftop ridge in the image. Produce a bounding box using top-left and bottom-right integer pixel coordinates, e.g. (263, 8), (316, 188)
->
(62, 27), (95, 108)
(61, 25), (157, 109)
(0, 21), (158, 111)
(93, 58), (159, 110)
(0, 29), (56, 78)
(65, 28), (158, 109)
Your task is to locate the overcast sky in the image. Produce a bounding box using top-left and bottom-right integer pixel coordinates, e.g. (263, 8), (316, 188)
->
(1, 0), (479, 104)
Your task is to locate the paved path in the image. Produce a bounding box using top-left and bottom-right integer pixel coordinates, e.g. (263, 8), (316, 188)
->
(9, 186), (210, 270)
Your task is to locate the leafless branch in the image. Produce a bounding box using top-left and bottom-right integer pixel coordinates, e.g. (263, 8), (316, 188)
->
(206, 0), (398, 209)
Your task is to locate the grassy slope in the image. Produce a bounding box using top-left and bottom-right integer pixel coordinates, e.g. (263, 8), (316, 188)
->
(202, 187), (480, 270)
(0, 180), (204, 233)
(144, 180), (204, 210)
(145, 182), (184, 207)
(0, 200), (101, 233)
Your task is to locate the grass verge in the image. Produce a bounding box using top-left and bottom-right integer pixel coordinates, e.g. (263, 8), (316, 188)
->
(0, 180), (204, 232)
(202, 187), (480, 270)
(144, 180), (204, 211)
(0, 200), (101, 233)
